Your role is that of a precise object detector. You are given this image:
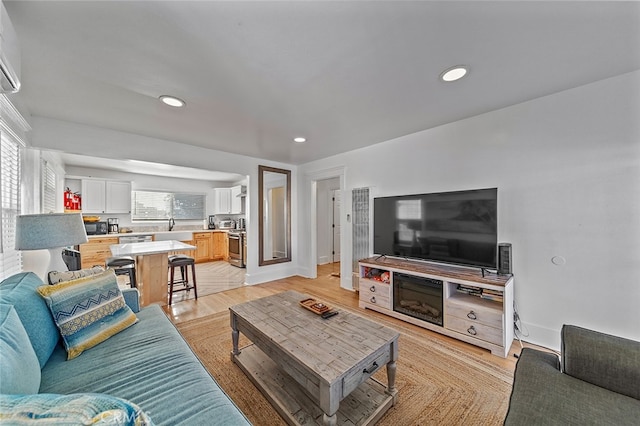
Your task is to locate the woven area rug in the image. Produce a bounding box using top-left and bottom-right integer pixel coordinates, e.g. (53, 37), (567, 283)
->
(176, 302), (513, 425)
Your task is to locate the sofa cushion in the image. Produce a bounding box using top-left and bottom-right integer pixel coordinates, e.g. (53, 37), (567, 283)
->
(0, 272), (59, 367)
(562, 324), (640, 400)
(0, 393), (153, 425)
(37, 269), (138, 360)
(0, 304), (41, 394)
(40, 305), (251, 425)
(47, 265), (105, 284)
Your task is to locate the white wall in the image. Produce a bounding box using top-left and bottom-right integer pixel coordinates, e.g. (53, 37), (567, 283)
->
(298, 71), (640, 350)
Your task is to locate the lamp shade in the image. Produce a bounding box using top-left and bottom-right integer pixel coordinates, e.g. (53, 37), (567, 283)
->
(15, 213), (88, 250)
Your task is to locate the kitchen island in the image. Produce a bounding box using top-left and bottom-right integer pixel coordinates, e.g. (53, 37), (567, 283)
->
(110, 240), (196, 307)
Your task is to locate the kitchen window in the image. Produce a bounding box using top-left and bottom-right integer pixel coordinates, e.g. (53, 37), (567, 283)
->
(131, 190), (205, 221)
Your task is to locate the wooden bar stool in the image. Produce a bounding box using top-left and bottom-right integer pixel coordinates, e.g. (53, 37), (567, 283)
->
(106, 256), (137, 288)
(168, 254), (198, 305)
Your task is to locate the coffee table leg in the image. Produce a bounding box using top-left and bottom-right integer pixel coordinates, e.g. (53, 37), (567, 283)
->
(322, 413), (337, 426)
(386, 360), (397, 395)
(231, 313), (240, 356)
(387, 339), (399, 404)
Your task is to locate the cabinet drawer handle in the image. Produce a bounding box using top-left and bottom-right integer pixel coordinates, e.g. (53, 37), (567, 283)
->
(467, 311), (477, 320)
(370, 296), (376, 304)
(467, 326), (477, 336)
(363, 361), (379, 375)
(370, 285), (376, 293)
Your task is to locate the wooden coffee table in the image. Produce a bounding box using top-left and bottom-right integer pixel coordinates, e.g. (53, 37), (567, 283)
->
(230, 290), (399, 426)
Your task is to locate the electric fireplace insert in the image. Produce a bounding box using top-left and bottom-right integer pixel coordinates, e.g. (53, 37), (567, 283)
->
(393, 272), (443, 326)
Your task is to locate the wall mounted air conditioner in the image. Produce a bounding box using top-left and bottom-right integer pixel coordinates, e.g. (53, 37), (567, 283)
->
(0, 2), (21, 93)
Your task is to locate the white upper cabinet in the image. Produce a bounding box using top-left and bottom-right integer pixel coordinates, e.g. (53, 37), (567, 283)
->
(230, 185), (243, 214)
(106, 181), (132, 214)
(213, 188), (232, 214)
(214, 185), (244, 215)
(81, 179), (106, 213)
(79, 178), (131, 214)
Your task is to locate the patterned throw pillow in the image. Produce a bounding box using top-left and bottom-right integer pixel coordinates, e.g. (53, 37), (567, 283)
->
(0, 393), (153, 425)
(37, 269), (138, 360)
(48, 266), (105, 284)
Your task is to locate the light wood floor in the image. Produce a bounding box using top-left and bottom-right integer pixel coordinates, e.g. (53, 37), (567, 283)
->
(163, 263), (541, 371)
(167, 260), (246, 303)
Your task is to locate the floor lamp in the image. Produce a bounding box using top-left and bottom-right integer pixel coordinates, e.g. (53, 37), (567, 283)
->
(15, 213), (88, 280)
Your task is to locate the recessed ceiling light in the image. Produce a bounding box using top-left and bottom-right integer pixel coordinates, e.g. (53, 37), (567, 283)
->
(440, 65), (468, 82)
(159, 95), (186, 107)
(293, 137), (306, 143)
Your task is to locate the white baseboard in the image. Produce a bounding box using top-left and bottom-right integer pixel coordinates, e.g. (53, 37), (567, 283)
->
(518, 321), (561, 352)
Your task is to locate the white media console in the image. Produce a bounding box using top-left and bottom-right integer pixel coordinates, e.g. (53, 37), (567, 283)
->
(358, 256), (514, 358)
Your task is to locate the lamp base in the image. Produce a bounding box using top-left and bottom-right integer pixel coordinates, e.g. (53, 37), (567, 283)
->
(22, 247), (70, 282)
(21, 250), (51, 281)
(47, 247), (70, 275)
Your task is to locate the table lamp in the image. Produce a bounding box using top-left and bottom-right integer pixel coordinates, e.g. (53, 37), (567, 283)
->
(15, 213), (88, 277)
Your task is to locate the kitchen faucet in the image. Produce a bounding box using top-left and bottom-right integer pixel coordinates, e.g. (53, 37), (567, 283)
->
(168, 218), (175, 231)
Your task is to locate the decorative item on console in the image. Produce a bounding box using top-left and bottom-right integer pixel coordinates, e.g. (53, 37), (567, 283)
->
(363, 267), (390, 283)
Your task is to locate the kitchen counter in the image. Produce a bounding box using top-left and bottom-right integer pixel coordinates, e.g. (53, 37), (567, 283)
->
(110, 240), (195, 257)
(87, 229), (232, 239)
(110, 240), (196, 306)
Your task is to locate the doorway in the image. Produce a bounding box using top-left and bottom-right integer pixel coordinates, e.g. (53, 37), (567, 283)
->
(315, 176), (341, 276)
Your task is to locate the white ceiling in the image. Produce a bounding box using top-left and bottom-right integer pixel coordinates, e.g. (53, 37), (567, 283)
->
(6, 1), (640, 170)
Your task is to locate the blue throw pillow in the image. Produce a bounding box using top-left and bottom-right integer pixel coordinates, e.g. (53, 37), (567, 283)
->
(0, 393), (153, 425)
(0, 272), (59, 368)
(0, 304), (41, 394)
(37, 269), (138, 360)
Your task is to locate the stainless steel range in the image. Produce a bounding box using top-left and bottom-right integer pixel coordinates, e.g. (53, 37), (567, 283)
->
(228, 230), (246, 268)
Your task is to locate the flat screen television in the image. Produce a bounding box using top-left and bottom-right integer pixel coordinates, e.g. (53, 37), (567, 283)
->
(373, 188), (497, 268)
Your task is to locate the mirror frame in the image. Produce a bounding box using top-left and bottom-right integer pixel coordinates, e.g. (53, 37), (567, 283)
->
(258, 165), (292, 266)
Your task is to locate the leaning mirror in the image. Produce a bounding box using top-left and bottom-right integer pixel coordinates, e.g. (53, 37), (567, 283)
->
(258, 165), (291, 266)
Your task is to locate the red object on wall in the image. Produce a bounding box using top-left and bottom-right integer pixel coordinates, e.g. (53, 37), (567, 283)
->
(64, 188), (82, 210)
(64, 188), (73, 209)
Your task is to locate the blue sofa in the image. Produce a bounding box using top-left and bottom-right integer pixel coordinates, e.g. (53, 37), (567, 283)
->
(0, 272), (251, 425)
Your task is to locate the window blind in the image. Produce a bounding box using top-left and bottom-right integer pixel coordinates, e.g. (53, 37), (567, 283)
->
(42, 159), (57, 213)
(0, 133), (22, 279)
(132, 191), (205, 221)
(173, 193), (205, 220)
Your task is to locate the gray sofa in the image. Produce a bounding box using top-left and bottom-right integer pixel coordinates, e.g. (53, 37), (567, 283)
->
(505, 325), (640, 425)
(0, 271), (251, 425)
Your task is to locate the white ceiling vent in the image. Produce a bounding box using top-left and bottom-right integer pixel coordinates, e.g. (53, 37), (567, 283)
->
(0, 2), (21, 93)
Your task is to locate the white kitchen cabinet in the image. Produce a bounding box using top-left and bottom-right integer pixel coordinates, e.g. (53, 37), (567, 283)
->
(214, 185), (244, 214)
(81, 179), (106, 213)
(78, 178), (131, 214)
(213, 188), (232, 214)
(106, 181), (131, 213)
(230, 185), (243, 214)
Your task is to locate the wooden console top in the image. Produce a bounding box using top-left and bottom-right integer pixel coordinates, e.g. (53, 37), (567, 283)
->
(359, 256), (512, 287)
